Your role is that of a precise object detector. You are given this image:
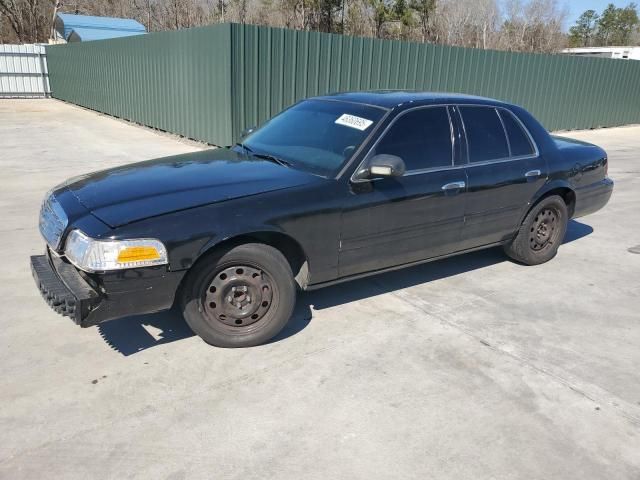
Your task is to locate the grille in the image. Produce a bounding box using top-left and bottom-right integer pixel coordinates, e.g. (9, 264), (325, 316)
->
(39, 194), (68, 251)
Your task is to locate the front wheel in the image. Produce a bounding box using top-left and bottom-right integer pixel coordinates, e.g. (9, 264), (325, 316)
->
(503, 195), (569, 265)
(180, 243), (296, 348)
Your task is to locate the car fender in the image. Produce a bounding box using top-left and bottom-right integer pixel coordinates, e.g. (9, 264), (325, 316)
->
(196, 221), (306, 261)
(514, 179), (575, 227)
(191, 224), (311, 288)
(532, 179), (574, 203)
(196, 224), (288, 257)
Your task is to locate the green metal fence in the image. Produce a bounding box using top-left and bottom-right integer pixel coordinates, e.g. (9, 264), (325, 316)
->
(47, 23), (640, 147)
(47, 24), (232, 144)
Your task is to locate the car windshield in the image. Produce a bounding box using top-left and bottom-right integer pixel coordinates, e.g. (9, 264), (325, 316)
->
(240, 99), (386, 177)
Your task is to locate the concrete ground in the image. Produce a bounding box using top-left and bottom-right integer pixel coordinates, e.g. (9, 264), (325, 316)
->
(1, 99), (639, 480)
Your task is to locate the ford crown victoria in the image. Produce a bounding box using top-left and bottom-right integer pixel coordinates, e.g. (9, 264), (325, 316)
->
(31, 91), (613, 347)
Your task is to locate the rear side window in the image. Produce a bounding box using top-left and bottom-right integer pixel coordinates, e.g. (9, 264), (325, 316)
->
(460, 106), (509, 162)
(499, 109), (535, 157)
(373, 107), (452, 171)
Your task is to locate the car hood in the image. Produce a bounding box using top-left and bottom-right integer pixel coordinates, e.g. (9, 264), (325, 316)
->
(59, 148), (320, 228)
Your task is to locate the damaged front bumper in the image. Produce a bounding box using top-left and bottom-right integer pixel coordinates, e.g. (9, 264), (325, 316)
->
(30, 250), (185, 327)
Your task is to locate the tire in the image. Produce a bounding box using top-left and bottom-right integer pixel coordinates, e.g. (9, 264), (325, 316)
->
(503, 195), (569, 266)
(180, 243), (296, 348)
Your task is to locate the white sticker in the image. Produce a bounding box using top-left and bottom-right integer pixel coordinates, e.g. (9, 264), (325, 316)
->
(335, 114), (373, 131)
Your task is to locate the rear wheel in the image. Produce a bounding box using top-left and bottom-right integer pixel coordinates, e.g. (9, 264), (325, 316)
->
(180, 243), (296, 348)
(503, 195), (568, 265)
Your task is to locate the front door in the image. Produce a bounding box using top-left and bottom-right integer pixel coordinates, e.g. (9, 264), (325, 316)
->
(339, 106), (468, 277)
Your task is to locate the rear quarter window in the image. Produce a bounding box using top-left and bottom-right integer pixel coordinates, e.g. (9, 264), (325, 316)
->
(499, 109), (535, 157)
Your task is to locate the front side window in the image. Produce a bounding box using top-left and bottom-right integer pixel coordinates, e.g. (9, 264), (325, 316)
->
(370, 107), (453, 171)
(460, 106), (509, 163)
(242, 99), (385, 177)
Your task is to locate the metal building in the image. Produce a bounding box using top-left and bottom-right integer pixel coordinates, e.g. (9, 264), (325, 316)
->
(54, 14), (146, 43)
(561, 47), (640, 61)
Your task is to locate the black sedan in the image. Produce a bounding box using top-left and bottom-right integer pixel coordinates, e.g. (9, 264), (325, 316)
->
(31, 91), (613, 347)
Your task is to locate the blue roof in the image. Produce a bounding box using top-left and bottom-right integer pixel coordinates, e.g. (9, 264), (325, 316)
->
(55, 13), (146, 41)
(67, 28), (145, 42)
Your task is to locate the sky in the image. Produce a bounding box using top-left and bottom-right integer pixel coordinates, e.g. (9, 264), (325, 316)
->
(565, 0), (631, 27)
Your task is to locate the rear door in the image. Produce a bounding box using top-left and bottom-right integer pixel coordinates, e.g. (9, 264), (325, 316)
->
(456, 105), (547, 248)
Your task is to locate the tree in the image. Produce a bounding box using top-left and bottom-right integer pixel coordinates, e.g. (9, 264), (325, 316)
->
(0, 0), (55, 42)
(389, 0), (413, 39)
(368, 0), (392, 37)
(409, 0), (435, 42)
(616, 3), (639, 44)
(568, 9), (598, 47)
(598, 3), (619, 45)
(498, 0), (566, 53)
(318, 0), (342, 32)
(0, 0), (577, 52)
(596, 3), (639, 46)
(392, 0), (406, 18)
(471, 0), (500, 49)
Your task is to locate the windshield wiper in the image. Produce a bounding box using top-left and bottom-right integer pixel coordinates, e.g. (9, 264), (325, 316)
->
(251, 152), (293, 168)
(234, 143), (292, 168)
(234, 142), (253, 154)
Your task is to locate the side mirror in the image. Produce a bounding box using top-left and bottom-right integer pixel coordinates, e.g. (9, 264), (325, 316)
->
(358, 154), (406, 180)
(240, 125), (257, 139)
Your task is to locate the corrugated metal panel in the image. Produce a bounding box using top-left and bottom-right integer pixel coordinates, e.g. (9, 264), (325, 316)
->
(46, 23), (640, 146)
(47, 24), (232, 145)
(230, 23), (640, 138)
(0, 44), (50, 98)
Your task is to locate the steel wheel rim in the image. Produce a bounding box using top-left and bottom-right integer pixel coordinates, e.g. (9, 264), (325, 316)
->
(203, 264), (275, 329)
(529, 207), (560, 252)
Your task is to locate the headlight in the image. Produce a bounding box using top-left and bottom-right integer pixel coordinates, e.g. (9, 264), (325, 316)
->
(64, 230), (168, 272)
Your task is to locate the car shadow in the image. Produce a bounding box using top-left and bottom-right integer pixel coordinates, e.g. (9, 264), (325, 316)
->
(564, 218), (594, 243)
(98, 219), (593, 355)
(98, 308), (195, 356)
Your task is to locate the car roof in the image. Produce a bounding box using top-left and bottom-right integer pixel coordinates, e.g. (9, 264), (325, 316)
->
(313, 90), (510, 110)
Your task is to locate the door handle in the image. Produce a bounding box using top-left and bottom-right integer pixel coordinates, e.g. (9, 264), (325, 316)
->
(525, 169), (541, 178)
(441, 181), (466, 191)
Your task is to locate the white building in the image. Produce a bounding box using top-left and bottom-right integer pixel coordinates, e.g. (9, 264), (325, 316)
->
(561, 46), (640, 60)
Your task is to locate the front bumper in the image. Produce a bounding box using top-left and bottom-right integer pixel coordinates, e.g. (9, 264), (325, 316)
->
(31, 253), (100, 325)
(31, 250), (185, 327)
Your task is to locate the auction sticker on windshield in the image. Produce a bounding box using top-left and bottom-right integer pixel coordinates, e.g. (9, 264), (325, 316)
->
(335, 114), (374, 131)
